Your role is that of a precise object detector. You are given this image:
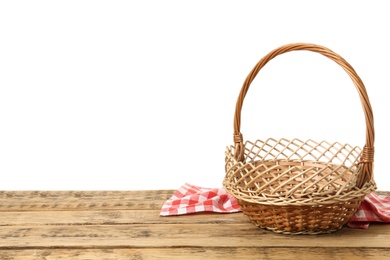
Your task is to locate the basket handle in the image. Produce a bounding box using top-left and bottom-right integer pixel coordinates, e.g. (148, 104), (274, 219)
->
(233, 43), (374, 188)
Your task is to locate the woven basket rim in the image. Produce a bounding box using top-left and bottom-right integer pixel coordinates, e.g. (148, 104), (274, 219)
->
(224, 138), (377, 206)
(223, 180), (376, 206)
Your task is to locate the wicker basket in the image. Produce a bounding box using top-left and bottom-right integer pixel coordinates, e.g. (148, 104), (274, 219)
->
(223, 43), (377, 235)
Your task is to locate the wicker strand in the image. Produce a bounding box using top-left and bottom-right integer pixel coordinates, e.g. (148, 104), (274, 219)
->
(357, 146), (375, 187)
(233, 133), (244, 161)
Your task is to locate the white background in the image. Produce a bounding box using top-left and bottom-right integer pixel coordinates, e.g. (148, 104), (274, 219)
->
(1, 1), (389, 190)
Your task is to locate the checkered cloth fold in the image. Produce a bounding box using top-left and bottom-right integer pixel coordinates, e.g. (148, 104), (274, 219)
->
(160, 183), (390, 229)
(159, 183), (241, 216)
(347, 193), (390, 229)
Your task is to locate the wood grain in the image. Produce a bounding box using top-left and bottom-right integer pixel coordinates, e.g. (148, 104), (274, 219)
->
(0, 190), (173, 211)
(0, 190), (389, 259)
(1, 224), (389, 248)
(0, 210), (248, 226)
(0, 248), (389, 260)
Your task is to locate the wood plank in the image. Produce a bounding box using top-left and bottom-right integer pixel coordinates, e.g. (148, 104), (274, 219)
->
(1, 190), (387, 211)
(0, 210), (249, 226)
(0, 190), (174, 211)
(0, 223), (389, 248)
(0, 248), (389, 260)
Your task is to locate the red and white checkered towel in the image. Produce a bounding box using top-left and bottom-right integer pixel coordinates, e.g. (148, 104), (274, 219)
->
(159, 183), (241, 216)
(160, 183), (390, 229)
(347, 193), (390, 229)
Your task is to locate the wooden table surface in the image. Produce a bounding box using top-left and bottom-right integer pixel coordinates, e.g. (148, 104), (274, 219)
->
(0, 190), (389, 259)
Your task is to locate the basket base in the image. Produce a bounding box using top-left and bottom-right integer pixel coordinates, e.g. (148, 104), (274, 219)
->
(238, 197), (364, 235)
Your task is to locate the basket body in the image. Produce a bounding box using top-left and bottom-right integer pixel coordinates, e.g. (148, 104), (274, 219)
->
(223, 43), (377, 234)
(224, 138), (376, 234)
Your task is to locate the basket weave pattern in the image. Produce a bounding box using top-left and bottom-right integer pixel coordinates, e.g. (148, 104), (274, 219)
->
(223, 43), (377, 234)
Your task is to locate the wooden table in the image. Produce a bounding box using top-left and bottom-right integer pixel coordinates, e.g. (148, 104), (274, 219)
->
(1, 190), (389, 259)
